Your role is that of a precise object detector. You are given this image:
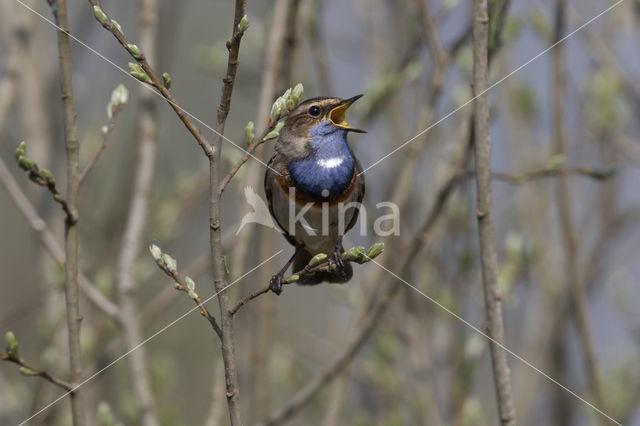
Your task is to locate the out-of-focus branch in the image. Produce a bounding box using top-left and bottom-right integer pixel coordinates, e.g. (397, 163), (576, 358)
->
(552, 0), (607, 412)
(472, 0), (516, 424)
(0, 155), (119, 318)
(114, 1), (160, 425)
(49, 0), (85, 423)
(87, 0), (213, 157)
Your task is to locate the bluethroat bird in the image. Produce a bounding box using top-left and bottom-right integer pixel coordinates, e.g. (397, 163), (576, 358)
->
(265, 95), (366, 294)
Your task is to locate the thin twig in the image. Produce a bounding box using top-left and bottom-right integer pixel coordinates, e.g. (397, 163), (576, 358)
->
(552, 0), (607, 412)
(86, 0), (213, 157)
(219, 132), (276, 195)
(78, 107), (122, 184)
(50, 0), (85, 423)
(152, 256), (223, 339)
(1, 352), (73, 392)
(472, 0), (517, 424)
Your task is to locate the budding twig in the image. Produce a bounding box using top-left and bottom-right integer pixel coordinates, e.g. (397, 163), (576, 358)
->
(229, 244), (384, 316)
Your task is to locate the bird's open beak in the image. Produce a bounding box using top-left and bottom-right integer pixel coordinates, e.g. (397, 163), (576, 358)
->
(329, 94), (366, 133)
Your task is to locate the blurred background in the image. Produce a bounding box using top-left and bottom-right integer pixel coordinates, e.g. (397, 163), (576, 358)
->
(1, 0), (639, 425)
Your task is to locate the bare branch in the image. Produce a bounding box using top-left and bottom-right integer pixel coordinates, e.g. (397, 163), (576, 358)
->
(472, 0), (516, 424)
(50, 0), (85, 423)
(1, 351), (73, 392)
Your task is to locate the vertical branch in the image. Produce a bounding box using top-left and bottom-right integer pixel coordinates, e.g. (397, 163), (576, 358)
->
(50, 0), (84, 424)
(552, 0), (606, 412)
(114, 0), (160, 425)
(210, 1), (246, 425)
(471, 1), (517, 425)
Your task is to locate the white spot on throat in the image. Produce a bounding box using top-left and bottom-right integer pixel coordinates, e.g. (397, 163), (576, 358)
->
(318, 157), (344, 169)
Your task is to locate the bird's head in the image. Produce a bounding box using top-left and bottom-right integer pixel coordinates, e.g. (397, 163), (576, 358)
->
(277, 95), (365, 157)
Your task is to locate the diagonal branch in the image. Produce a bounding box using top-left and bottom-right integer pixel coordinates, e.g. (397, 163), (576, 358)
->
(1, 351), (73, 392)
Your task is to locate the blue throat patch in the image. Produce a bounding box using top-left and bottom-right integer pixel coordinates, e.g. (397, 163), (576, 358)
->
(288, 121), (355, 200)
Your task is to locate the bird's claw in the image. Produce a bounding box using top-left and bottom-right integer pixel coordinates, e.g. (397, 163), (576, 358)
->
(269, 275), (284, 295)
(331, 249), (348, 279)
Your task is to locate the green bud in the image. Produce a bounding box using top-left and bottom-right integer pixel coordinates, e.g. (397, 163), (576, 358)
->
(15, 141), (26, 161)
(173, 282), (180, 289)
(130, 71), (150, 83)
(19, 367), (34, 376)
(29, 172), (44, 185)
(344, 246), (366, 263)
(282, 88), (292, 102)
(273, 121), (284, 133)
(188, 290), (199, 300)
(546, 154), (565, 170)
(291, 83), (304, 103)
(148, 242), (162, 261)
(110, 19), (122, 33)
(40, 169), (55, 185)
(110, 84), (129, 107)
(285, 274), (300, 283)
(307, 253), (328, 268)
(270, 97), (286, 122)
(128, 62), (142, 73)
(226, 38), (232, 49)
(244, 121), (255, 143)
(264, 130), (279, 140)
(161, 253), (177, 272)
(17, 155), (34, 171)
(53, 194), (64, 203)
(162, 72), (172, 89)
(366, 242), (384, 260)
(237, 15), (249, 33)
(93, 5), (108, 26)
(5, 331), (18, 358)
(185, 276), (195, 292)
(127, 43), (141, 58)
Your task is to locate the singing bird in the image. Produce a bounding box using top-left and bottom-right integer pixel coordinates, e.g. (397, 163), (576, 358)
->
(265, 95), (366, 294)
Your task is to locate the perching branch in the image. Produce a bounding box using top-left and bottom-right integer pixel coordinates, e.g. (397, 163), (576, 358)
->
(149, 242), (223, 339)
(472, 0), (517, 424)
(229, 244), (384, 316)
(1, 332), (73, 392)
(50, 0), (85, 423)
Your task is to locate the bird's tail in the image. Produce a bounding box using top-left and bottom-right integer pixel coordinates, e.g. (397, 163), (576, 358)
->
(292, 247), (353, 285)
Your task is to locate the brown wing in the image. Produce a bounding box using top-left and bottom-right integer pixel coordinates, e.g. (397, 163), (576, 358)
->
(264, 154), (299, 248)
(345, 157), (365, 234)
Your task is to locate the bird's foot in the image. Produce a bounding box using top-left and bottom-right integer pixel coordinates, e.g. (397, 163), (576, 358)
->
(269, 275), (284, 295)
(329, 248), (348, 279)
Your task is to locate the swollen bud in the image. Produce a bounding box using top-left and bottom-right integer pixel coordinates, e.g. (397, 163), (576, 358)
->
(284, 274), (300, 283)
(185, 276), (196, 292)
(149, 242), (162, 261)
(19, 367), (34, 376)
(244, 121), (255, 144)
(15, 141), (26, 161)
(344, 246), (366, 263)
(93, 5), (108, 26)
(307, 253), (328, 268)
(127, 43), (142, 59)
(111, 19), (123, 33)
(40, 169), (55, 185)
(5, 331), (18, 358)
(237, 15), (249, 33)
(162, 72), (172, 89)
(291, 83), (304, 104)
(366, 243), (384, 260)
(161, 253), (177, 272)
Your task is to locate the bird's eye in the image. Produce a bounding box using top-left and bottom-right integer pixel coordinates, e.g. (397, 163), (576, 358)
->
(308, 105), (321, 117)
